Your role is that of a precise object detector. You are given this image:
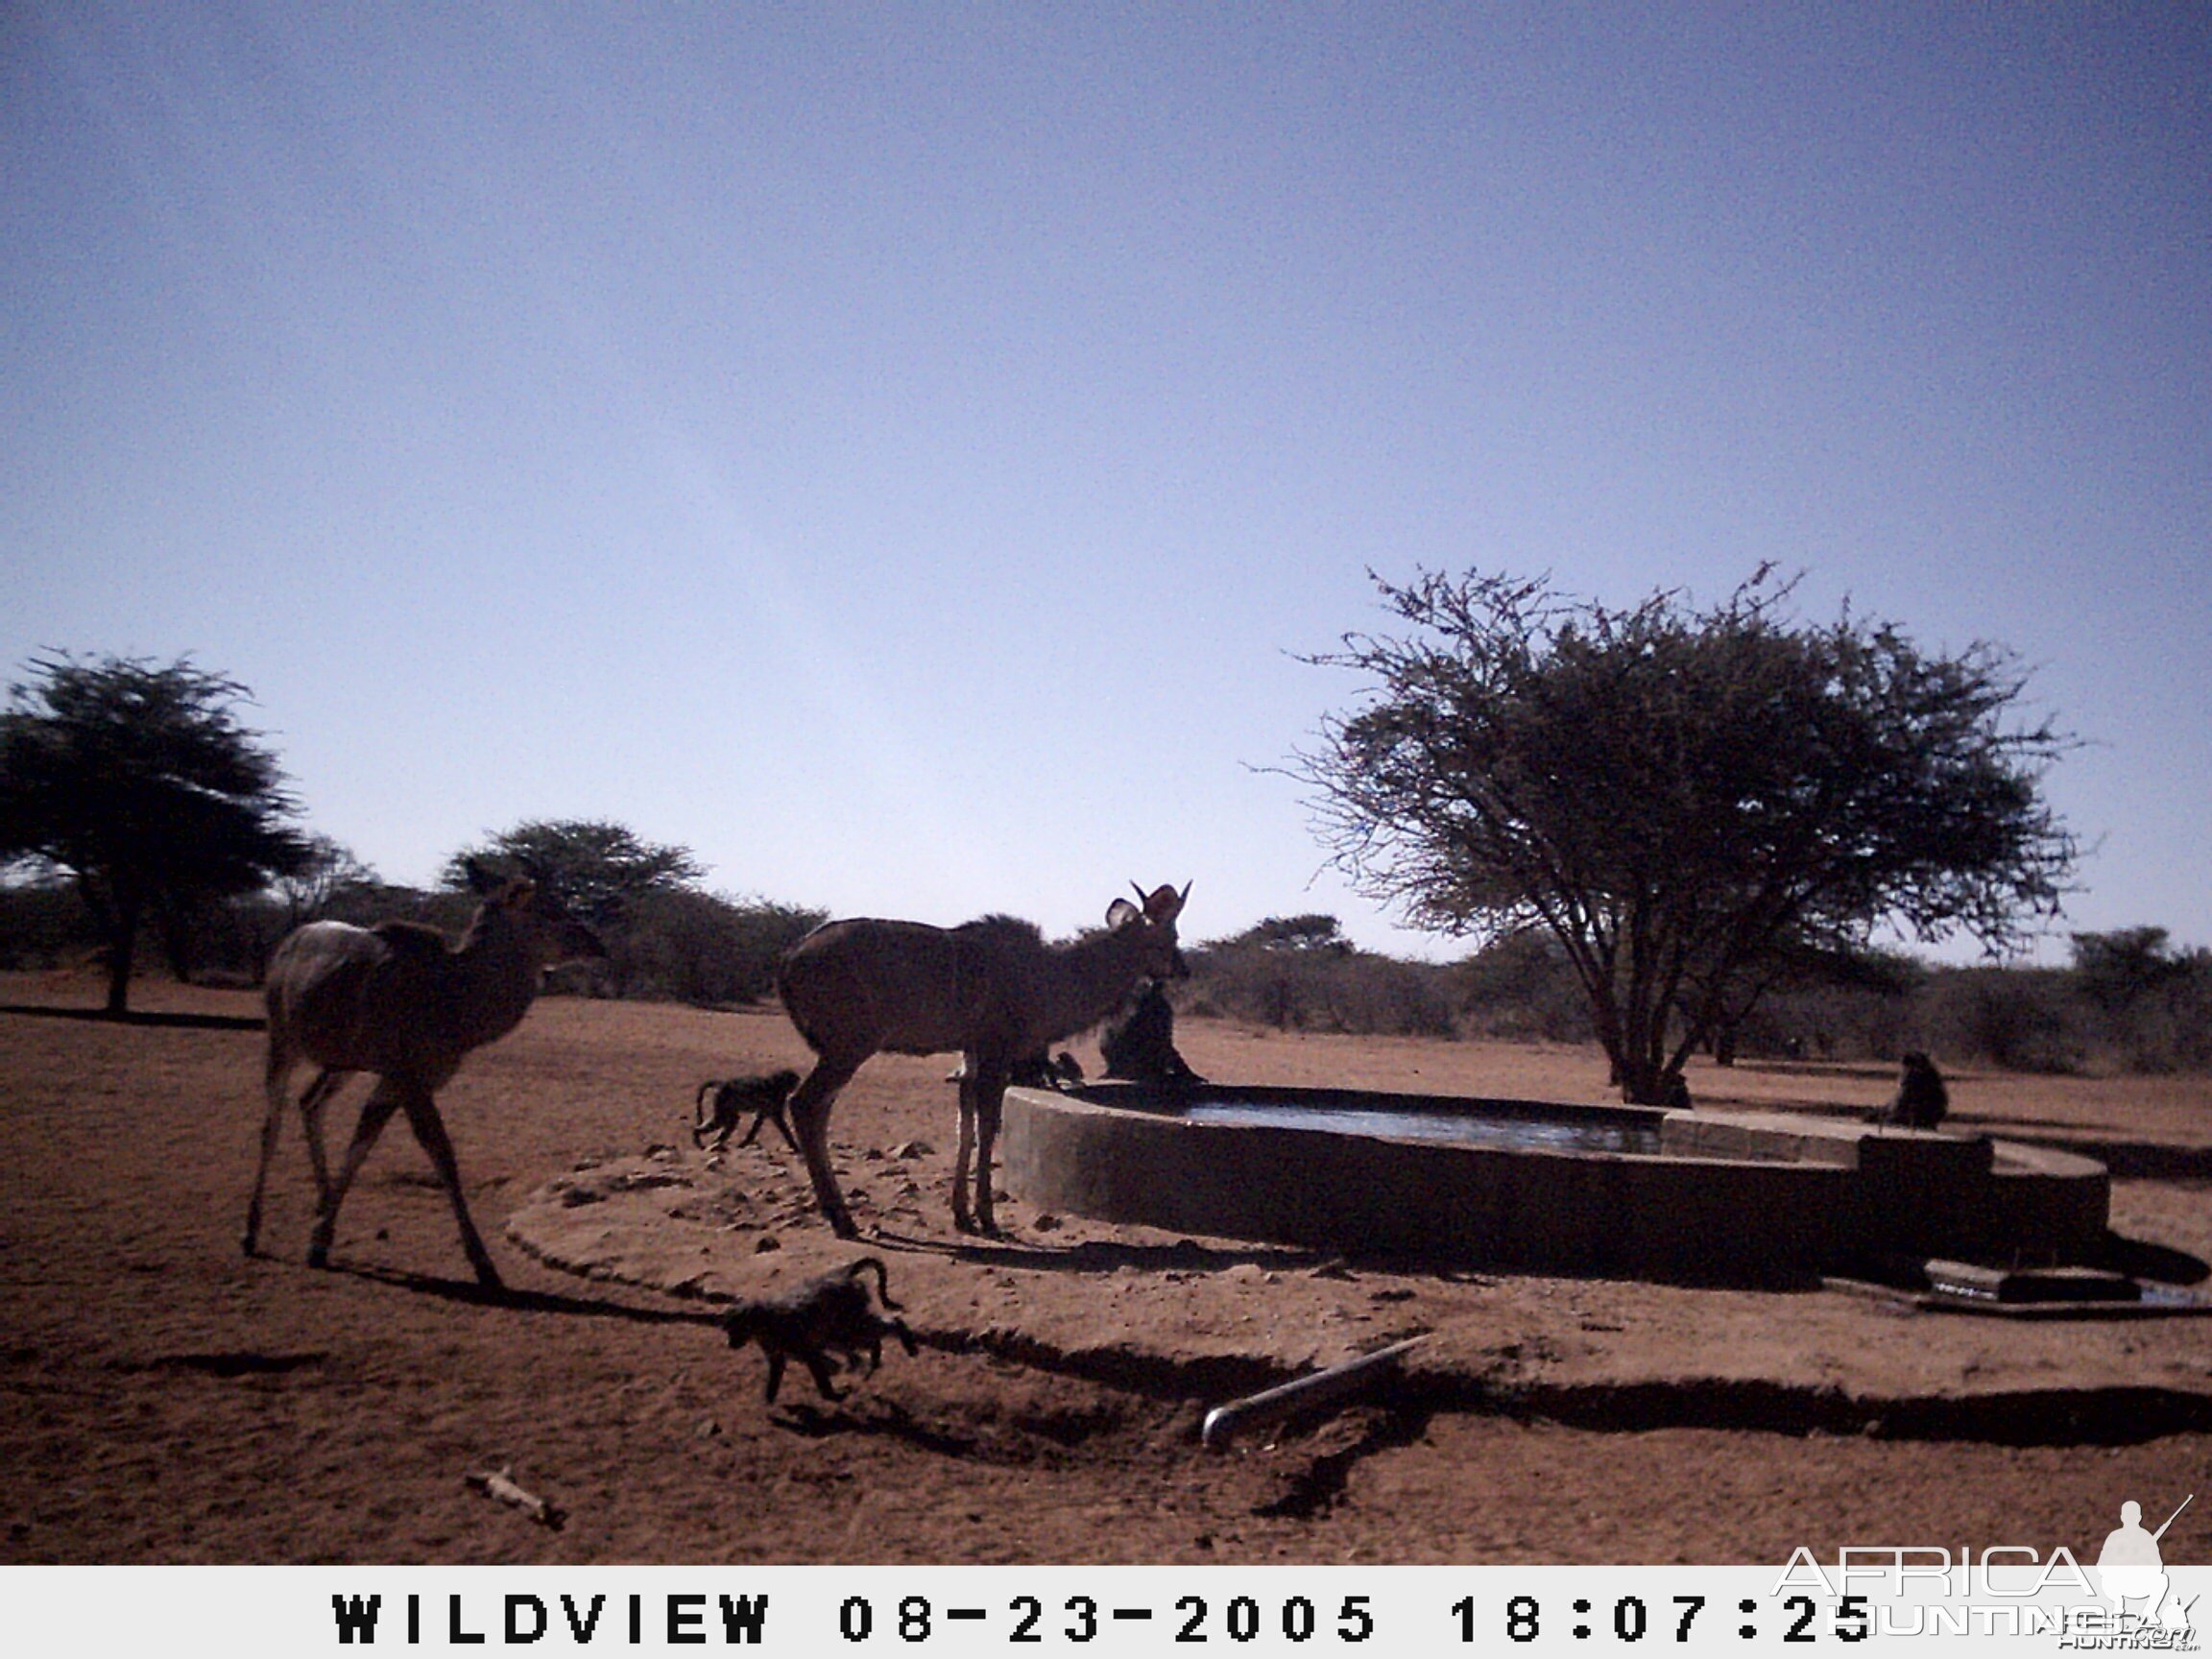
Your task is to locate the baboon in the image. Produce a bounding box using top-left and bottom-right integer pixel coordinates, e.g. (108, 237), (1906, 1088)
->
(948, 1049), (1084, 1091)
(721, 1257), (918, 1404)
(1031, 1050), (1086, 1089)
(692, 1069), (803, 1156)
(1888, 1051), (1948, 1129)
(1099, 978), (1205, 1090)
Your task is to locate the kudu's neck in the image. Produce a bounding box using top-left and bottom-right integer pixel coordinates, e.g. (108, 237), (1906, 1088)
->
(444, 905), (549, 1048)
(1046, 924), (1167, 1037)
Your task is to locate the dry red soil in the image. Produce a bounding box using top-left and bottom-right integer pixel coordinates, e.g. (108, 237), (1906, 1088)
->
(4, 971), (2209, 1566)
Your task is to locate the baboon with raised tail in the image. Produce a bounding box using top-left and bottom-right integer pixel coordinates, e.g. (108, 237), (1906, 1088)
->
(722, 1257), (917, 1403)
(693, 1069), (803, 1157)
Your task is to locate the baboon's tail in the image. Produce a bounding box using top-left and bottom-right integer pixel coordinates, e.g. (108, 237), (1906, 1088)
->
(852, 1255), (902, 1310)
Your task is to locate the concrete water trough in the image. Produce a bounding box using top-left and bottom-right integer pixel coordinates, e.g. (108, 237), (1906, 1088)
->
(998, 1083), (2109, 1280)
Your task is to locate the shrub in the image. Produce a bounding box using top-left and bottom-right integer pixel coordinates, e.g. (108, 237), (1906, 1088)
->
(619, 890), (827, 1006)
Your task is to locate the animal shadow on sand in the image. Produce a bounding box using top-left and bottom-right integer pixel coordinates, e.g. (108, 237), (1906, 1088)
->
(2097, 1233), (2210, 1286)
(768, 1395), (981, 1456)
(332, 1261), (721, 1327)
(1254, 1401), (1435, 1521)
(0, 1001), (265, 1031)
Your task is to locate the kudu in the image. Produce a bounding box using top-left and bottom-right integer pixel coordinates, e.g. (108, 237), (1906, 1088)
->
(776, 881), (1190, 1238)
(244, 859), (606, 1286)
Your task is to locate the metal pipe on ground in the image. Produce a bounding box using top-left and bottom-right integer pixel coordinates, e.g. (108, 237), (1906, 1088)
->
(1201, 1335), (1429, 1452)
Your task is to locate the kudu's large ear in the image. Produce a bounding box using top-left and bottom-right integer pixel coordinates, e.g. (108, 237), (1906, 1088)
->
(1141, 881), (1190, 923)
(1106, 898), (1142, 930)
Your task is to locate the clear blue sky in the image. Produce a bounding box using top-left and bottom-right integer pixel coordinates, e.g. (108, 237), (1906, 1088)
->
(5, 4), (2206, 960)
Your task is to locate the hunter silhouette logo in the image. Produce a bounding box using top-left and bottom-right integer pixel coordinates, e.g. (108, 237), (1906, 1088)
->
(2097, 1494), (2194, 1633)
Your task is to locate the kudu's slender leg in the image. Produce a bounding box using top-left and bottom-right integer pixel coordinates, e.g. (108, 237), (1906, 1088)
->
(971, 1051), (1012, 1237)
(244, 1045), (296, 1258)
(786, 1054), (866, 1239)
(307, 1076), (406, 1269)
(400, 1093), (502, 1287)
(248, 1051), (352, 1259)
(296, 1068), (348, 1216)
(951, 1054), (979, 1234)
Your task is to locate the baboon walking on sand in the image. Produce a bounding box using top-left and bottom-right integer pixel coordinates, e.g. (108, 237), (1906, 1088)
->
(722, 1257), (917, 1403)
(692, 1069), (803, 1157)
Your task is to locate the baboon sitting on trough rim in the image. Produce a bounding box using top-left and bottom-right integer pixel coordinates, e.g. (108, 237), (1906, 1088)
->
(1888, 1051), (1948, 1129)
(722, 1257), (918, 1403)
(1099, 979), (1205, 1090)
(693, 1069), (803, 1156)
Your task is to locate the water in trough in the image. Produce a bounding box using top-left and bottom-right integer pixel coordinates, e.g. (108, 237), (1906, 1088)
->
(1181, 1096), (1661, 1156)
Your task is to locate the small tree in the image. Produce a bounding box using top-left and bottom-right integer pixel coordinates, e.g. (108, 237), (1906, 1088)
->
(0, 654), (313, 1012)
(623, 889), (829, 1005)
(1294, 569), (2079, 1101)
(444, 820), (706, 997)
(195, 833), (384, 986)
(273, 833), (380, 933)
(2070, 927), (2193, 1014)
(442, 819), (703, 914)
(2069, 926), (2212, 1073)
(1241, 914), (1355, 954)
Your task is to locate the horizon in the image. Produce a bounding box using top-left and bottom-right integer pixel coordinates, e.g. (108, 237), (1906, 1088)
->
(7, 6), (2207, 966)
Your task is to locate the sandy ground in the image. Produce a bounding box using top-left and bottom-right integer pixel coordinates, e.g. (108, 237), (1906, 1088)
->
(3, 971), (2210, 1565)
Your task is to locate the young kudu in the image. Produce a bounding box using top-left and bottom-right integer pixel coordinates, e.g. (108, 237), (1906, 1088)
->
(244, 860), (605, 1286)
(776, 881), (1190, 1238)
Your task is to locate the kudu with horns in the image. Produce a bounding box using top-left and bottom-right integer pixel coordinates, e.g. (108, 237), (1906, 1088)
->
(244, 858), (606, 1286)
(776, 881), (1191, 1237)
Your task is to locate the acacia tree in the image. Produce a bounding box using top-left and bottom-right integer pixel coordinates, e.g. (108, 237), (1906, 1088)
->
(0, 655), (313, 1013)
(443, 819), (706, 996)
(271, 833), (380, 933)
(442, 819), (702, 912)
(1294, 569), (2079, 1102)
